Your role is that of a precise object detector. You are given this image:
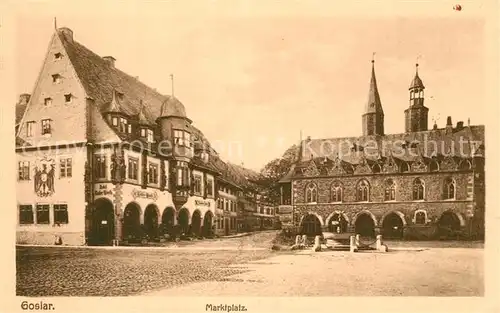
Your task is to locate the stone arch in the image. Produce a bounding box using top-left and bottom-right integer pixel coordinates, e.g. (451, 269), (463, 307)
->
(379, 210), (407, 226)
(123, 202), (142, 241)
(325, 211), (349, 233)
(299, 211), (324, 226)
(437, 210), (465, 238)
(412, 209), (429, 225)
(191, 209), (202, 237)
(380, 211), (406, 239)
(439, 210), (465, 228)
(353, 210), (377, 237)
(353, 210), (378, 227)
(178, 207), (190, 234)
(202, 210), (214, 238)
(299, 212), (323, 236)
(144, 204), (160, 240)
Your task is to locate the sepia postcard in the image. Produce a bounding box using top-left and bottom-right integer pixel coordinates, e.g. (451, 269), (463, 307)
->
(1, 0), (499, 312)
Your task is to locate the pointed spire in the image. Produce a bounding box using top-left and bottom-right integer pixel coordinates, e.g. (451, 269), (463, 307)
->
(170, 74), (174, 97)
(365, 54), (383, 114)
(137, 100), (151, 126)
(409, 60), (425, 90)
(54, 17), (58, 30)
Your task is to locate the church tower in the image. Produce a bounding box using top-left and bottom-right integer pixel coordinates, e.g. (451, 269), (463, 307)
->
(362, 58), (385, 136)
(404, 63), (429, 132)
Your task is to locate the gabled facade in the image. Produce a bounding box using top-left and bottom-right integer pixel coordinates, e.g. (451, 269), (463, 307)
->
(15, 26), (268, 246)
(278, 61), (485, 240)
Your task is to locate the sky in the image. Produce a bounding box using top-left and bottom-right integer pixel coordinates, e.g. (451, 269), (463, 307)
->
(12, 1), (489, 171)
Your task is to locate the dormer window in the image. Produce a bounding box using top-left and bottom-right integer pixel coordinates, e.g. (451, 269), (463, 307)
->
(147, 129), (154, 142)
(117, 92), (124, 101)
(52, 74), (62, 84)
(64, 94), (72, 103)
(119, 117), (128, 133)
(112, 117), (118, 126)
(44, 98), (52, 106)
(54, 53), (62, 60)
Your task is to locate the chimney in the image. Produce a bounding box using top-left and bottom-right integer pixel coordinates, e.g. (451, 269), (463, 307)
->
(18, 93), (31, 105)
(445, 116), (453, 134)
(306, 136), (311, 141)
(456, 121), (464, 131)
(103, 56), (116, 68)
(58, 27), (74, 43)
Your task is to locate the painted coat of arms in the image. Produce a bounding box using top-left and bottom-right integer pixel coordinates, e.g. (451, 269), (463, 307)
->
(34, 157), (56, 197)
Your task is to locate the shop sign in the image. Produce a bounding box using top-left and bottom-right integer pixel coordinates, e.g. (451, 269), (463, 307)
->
(195, 200), (211, 207)
(95, 184), (113, 196)
(132, 189), (158, 201)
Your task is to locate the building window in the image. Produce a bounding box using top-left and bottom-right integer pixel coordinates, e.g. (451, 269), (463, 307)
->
(148, 163), (159, 184)
(147, 129), (154, 143)
(127, 157), (139, 180)
(64, 94), (72, 103)
(36, 204), (50, 224)
(127, 124), (132, 134)
(94, 154), (107, 179)
(467, 176), (474, 200)
(305, 183), (318, 203)
(26, 121), (35, 137)
(331, 182), (342, 202)
(112, 117), (118, 126)
(54, 204), (69, 224)
(173, 129), (192, 147)
(400, 162), (409, 173)
(119, 118), (128, 133)
(140, 128), (146, 137)
(60, 158), (72, 178)
(207, 178), (214, 197)
(193, 175), (202, 195)
(224, 199), (229, 211)
(356, 179), (370, 202)
(444, 177), (456, 200)
(412, 178), (425, 200)
(41, 119), (51, 135)
(54, 52), (62, 60)
(19, 205), (34, 224)
(44, 97), (52, 106)
(18, 161), (30, 180)
(384, 179), (396, 201)
(429, 160), (439, 172)
(414, 210), (427, 225)
(52, 74), (62, 84)
(176, 161), (190, 187)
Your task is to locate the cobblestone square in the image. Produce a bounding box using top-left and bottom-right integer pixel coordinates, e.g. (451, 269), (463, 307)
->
(16, 233), (483, 297)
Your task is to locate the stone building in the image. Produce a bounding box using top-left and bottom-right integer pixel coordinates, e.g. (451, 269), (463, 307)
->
(279, 60), (485, 240)
(14, 25), (268, 245)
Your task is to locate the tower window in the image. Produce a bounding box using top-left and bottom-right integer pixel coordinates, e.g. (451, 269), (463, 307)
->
(147, 129), (154, 143)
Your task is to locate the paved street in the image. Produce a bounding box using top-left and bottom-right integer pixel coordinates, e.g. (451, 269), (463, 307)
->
(17, 231), (483, 297)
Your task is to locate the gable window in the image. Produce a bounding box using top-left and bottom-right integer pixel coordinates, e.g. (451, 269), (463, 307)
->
(305, 183), (318, 203)
(19, 205), (34, 224)
(26, 121), (35, 137)
(64, 94), (72, 103)
(400, 162), (409, 173)
(207, 178), (214, 197)
(429, 160), (439, 172)
(193, 175), (202, 195)
(44, 97), (52, 106)
(18, 161), (30, 180)
(412, 178), (425, 200)
(444, 177), (456, 200)
(60, 158), (72, 178)
(356, 179), (370, 202)
(331, 182), (343, 202)
(94, 154), (107, 179)
(148, 163), (159, 184)
(54, 204), (69, 224)
(127, 157), (139, 180)
(54, 52), (62, 60)
(41, 119), (51, 135)
(52, 74), (62, 84)
(384, 179), (396, 201)
(36, 204), (50, 224)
